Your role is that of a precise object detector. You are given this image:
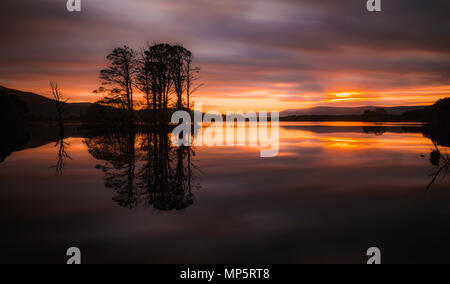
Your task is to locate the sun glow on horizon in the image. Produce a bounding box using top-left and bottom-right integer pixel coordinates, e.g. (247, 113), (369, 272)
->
(3, 83), (450, 114)
(326, 91), (365, 103)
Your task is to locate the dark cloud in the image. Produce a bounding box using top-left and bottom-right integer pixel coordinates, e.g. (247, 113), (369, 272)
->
(0, 0), (448, 106)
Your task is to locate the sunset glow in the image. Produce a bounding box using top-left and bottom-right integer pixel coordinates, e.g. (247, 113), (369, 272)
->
(326, 91), (364, 103)
(0, 0), (448, 113)
(2, 0), (450, 265)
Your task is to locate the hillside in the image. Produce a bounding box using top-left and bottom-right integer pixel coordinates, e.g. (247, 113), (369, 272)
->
(0, 88), (29, 124)
(0, 86), (91, 119)
(0, 85), (433, 122)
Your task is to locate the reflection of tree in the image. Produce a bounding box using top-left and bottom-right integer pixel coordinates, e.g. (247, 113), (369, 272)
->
(85, 127), (199, 211)
(362, 126), (387, 136)
(85, 131), (139, 208)
(50, 82), (72, 176)
(139, 131), (198, 211)
(422, 125), (450, 191)
(426, 143), (449, 192)
(53, 128), (71, 176)
(422, 125), (450, 148)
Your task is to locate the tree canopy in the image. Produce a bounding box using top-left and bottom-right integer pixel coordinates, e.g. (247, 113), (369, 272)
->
(96, 43), (199, 114)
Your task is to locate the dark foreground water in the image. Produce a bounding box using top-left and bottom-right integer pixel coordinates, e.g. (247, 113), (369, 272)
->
(0, 122), (449, 264)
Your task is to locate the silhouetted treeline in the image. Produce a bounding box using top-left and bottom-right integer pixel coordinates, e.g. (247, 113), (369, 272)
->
(92, 43), (199, 125)
(362, 108), (390, 122)
(281, 115), (368, 122)
(281, 97), (450, 123)
(86, 103), (191, 126)
(398, 98), (450, 126)
(423, 98), (450, 127)
(281, 110), (407, 122)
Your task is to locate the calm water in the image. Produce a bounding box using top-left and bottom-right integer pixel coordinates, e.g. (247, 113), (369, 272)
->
(1, 122), (449, 264)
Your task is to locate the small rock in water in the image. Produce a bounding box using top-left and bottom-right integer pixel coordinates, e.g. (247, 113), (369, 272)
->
(430, 150), (441, 166)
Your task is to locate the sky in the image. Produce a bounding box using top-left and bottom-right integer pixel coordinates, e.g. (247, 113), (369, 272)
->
(0, 0), (449, 112)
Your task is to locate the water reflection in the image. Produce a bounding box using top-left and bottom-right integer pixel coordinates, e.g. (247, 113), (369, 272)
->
(84, 127), (199, 211)
(0, 122), (449, 202)
(422, 125), (450, 148)
(3, 122), (450, 263)
(352, 124), (449, 191)
(53, 128), (71, 176)
(362, 126), (387, 136)
(139, 132), (198, 211)
(426, 143), (450, 191)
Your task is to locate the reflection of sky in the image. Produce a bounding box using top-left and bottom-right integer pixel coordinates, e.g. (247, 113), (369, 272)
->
(0, 0), (449, 111)
(0, 124), (450, 263)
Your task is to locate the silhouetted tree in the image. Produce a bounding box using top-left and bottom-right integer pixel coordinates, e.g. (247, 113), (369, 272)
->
(99, 46), (138, 111)
(144, 44), (174, 110)
(49, 82), (72, 175)
(136, 51), (153, 109)
(92, 43), (200, 125)
(184, 54), (201, 110)
(142, 43), (199, 111)
(171, 45), (190, 110)
(50, 82), (66, 130)
(94, 88), (129, 110)
(424, 97), (450, 127)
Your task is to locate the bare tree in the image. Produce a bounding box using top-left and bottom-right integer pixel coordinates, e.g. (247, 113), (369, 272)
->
(185, 57), (202, 110)
(50, 82), (71, 176)
(99, 46), (137, 111)
(54, 135), (72, 176)
(50, 82), (66, 129)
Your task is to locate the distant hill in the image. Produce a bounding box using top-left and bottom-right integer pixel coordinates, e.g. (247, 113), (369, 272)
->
(281, 106), (426, 117)
(0, 86), (91, 119)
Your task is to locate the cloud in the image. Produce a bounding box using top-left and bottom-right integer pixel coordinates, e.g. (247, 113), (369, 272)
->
(0, 0), (448, 109)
